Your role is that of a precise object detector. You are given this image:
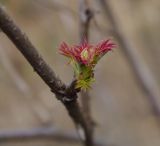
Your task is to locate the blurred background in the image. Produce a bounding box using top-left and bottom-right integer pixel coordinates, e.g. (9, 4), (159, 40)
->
(0, 0), (160, 146)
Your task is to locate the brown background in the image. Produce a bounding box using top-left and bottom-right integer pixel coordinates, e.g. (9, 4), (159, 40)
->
(0, 0), (160, 146)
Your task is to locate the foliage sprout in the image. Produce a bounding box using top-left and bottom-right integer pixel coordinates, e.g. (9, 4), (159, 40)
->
(59, 39), (116, 90)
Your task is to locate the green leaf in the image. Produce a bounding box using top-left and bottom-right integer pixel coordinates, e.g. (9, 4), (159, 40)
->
(76, 77), (95, 90)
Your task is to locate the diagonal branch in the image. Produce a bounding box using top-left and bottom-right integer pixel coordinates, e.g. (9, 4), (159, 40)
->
(0, 5), (93, 146)
(0, 6), (66, 97)
(99, 0), (160, 116)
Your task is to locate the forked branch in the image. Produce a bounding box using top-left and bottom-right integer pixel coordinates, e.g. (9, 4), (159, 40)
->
(0, 5), (92, 146)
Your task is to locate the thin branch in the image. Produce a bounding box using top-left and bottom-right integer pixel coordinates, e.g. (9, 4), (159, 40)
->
(0, 127), (78, 142)
(79, 0), (93, 42)
(80, 90), (95, 127)
(78, 0), (95, 146)
(0, 5), (92, 146)
(0, 127), (106, 146)
(0, 45), (30, 95)
(99, 0), (160, 116)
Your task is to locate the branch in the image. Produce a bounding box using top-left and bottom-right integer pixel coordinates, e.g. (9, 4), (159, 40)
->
(0, 127), (106, 146)
(0, 7), (66, 97)
(99, 0), (160, 116)
(0, 127), (79, 143)
(79, 0), (93, 42)
(78, 0), (95, 146)
(0, 5), (93, 146)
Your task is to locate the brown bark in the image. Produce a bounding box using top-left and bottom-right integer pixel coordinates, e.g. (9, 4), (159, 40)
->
(0, 5), (93, 146)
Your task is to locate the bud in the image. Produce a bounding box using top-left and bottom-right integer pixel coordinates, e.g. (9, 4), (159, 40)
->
(59, 39), (116, 90)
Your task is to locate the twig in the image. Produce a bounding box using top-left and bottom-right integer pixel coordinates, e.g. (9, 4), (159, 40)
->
(78, 0), (95, 146)
(80, 90), (95, 127)
(79, 0), (93, 42)
(0, 127), (106, 146)
(0, 5), (92, 146)
(99, 0), (160, 116)
(0, 127), (78, 142)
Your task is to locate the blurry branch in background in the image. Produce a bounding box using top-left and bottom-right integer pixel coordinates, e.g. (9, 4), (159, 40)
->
(79, 0), (92, 42)
(0, 127), (79, 142)
(99, 0), (160, 117)
(92, 17), (112, 36)
(0, 46), (105, 145)
(0, 45), (30, 94)
(78, 0), (95, 145)
(34, 0), (76, 31)
(0, 45), (52, 125)
(0, 127), (106, 146)
(35, 0), (76, 15)
(0, 5), (94, 146)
